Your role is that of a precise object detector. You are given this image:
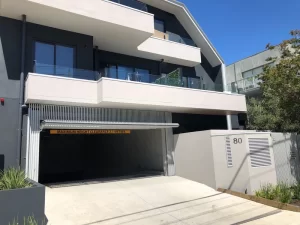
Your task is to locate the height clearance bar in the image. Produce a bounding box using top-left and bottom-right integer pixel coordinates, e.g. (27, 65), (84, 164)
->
(50, 130), (131, 135)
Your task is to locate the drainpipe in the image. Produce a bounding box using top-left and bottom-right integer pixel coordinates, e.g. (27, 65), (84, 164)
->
(16, 15), (27, 167)
(221, 63), (232, 130)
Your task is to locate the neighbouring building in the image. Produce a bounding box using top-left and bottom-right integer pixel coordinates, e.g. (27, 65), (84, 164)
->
(226, 46), (281, 97)
(0, 0), (247, 183)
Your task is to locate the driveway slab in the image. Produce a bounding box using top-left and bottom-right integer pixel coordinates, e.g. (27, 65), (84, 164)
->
(45, 176), (300, 225)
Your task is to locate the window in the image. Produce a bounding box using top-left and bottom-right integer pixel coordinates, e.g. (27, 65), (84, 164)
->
(34, 42), (75, 77)
(154, 19), (165, 33)
(242, 62), (274, 79)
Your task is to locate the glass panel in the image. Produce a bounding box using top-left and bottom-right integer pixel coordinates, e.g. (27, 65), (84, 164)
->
(252, 66), (263, 76)
(107, 65), (117, 78)
(118, 66), (134, 80)
(135, 68), (150, 82)
(188, 77), (201, 89)
(242, 70), (253, 79)
(154, 19), (165, 32)
(166, 31), (196, 47)
(56, 45), (74, 77)
(111, 0), (148, 11)
(35, 42), (54, 74)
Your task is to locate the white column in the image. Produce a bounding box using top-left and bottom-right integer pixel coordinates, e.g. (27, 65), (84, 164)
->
(226, 114), (232, 130)
(221, 64), (233, 130)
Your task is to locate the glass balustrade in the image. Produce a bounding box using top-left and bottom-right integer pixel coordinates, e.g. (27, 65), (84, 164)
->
(228, 76), (261, 93)
(33, 63), (101, 81)
(33, 63), (223, 92)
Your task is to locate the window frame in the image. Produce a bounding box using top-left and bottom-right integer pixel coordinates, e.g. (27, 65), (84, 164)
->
(33, 40), (76, 72)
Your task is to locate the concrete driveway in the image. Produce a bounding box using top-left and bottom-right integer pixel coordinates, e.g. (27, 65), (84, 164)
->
(46, 176), (300, 225)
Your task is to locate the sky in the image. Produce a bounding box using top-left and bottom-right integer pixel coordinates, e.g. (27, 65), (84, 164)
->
(181, 0), (300, 65)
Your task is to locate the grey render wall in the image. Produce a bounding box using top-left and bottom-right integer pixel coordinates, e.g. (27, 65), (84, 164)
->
(0, 180), (46, 225)
(0, 17), (22, 168)
(174, 131), (216, 189)
(226, 46), (281, 85)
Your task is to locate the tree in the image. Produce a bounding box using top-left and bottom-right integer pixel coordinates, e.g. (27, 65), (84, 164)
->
(247, 30), (300, 132)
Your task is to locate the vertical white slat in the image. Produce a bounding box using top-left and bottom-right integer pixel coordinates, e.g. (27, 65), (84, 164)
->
(165, 112), (175, 176)
(25, 107), (31, 177)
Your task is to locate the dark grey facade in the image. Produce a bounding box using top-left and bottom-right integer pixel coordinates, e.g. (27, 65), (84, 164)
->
(0, 3), (227, 171)
(0, 17), (22, 169)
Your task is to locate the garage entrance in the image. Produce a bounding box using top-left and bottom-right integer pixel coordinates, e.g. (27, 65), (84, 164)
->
(39, 129), (166, 184)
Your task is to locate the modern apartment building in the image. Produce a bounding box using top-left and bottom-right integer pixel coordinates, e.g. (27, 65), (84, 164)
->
(0, 0), (246, 183)
(226, 46), (281, 97)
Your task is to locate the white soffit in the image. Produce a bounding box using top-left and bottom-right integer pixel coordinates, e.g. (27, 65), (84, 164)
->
(139, 0), (224, 67)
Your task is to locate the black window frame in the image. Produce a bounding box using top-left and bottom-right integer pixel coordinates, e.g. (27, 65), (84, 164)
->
(33, 40), (76, 73)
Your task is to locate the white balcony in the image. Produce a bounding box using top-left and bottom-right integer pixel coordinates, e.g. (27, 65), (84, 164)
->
(1, 0), (155, 54)
(138, 37), (201, 67)
(25, 73), (247, 114)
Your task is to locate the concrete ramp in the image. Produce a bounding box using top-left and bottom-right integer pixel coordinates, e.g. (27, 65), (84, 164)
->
(46, 176), (300, 225)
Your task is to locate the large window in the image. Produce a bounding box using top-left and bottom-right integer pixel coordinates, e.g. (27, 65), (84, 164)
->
(34, 42), (75, 77)
(242, 62), (275, 79)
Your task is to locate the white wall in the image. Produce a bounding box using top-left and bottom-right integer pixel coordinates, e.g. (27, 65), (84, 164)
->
(28, 0), (154, 33)
(211, 132), (277, 194)
(174, 131), (216, 189)
(138, 37), (201, 67)
(212, 133), (251, 194)
(246, 134), (277, 193)
(25, 74), (247, 114)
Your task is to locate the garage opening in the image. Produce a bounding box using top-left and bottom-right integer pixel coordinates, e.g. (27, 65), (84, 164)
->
(38, 129), (166, 184)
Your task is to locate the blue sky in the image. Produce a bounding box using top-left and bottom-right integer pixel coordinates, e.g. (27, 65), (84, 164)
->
(181, 0), (300, 65)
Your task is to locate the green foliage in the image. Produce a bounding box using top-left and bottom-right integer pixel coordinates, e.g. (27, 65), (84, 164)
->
(154, 69), (183, 87)
(255, 183), (277, 200)
(291, 183), (300, 200)
(9, 216), (45, 225)
(255, 182), (298, 204)
(247, 29), (300, 132)
(277, 183), (293, 203)
(0, 168), (32, 190)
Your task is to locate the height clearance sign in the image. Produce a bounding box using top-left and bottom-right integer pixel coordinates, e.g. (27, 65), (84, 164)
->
(50, 130), (131, 135)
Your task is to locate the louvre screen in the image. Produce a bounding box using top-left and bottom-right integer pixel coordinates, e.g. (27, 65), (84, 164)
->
(249, 138), (272, 167)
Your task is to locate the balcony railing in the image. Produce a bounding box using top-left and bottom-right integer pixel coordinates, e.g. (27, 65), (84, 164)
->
(227, 76), (260, 94)
(33, 63), (223, 92)
(109, 0), (148, 12)
(166, 31), (197, 47)
(33, 63), (101, 81)
(153, 30), (196, 47)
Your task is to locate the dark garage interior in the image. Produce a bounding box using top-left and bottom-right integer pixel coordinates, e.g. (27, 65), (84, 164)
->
(38, 129), (165, 184)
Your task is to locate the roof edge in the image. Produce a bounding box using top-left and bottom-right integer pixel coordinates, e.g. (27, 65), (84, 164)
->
(166, 0), (225, 65)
